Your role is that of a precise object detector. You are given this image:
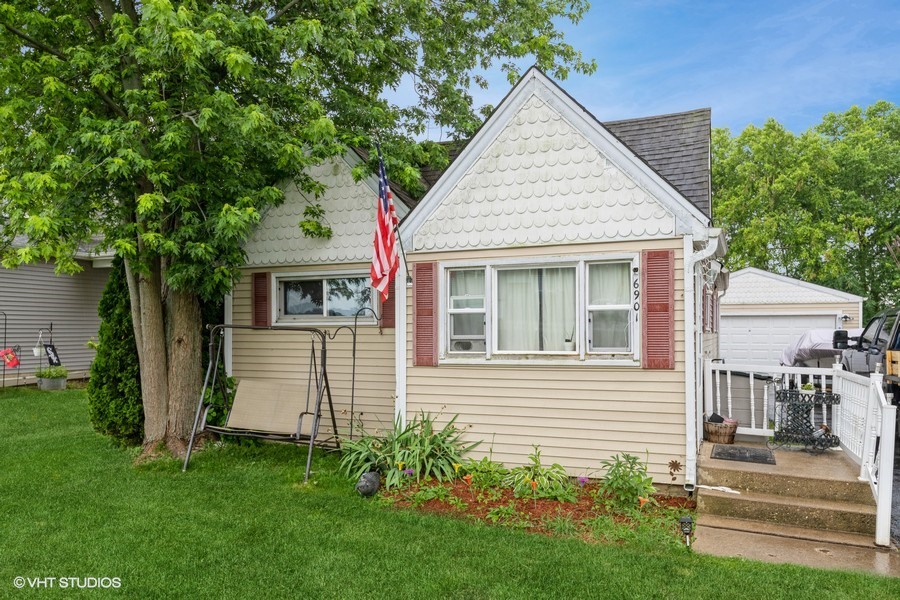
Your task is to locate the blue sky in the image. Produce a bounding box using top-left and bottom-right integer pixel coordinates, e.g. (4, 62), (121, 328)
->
(422, 0), (900, 136)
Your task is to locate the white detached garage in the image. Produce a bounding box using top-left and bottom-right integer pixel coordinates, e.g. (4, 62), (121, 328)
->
(718, 268), (864, 366)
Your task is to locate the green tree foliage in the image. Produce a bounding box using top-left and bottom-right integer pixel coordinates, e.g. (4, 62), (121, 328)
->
(713, 102), (900, 317)
(0, 0), (594, 452)
(88, 258), (143, 445)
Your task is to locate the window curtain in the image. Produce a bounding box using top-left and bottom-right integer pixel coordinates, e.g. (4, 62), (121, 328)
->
(588, 263), (630, 305)
(589, 263), (631, 349)
(541, 268), (576, 351)
(497, 270), (539, 351)
(497, 268), (575, 352)
(450, 270), (484, 308)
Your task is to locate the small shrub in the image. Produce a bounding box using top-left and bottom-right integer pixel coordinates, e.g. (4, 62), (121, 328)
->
(596, 452), (655, 510)
(504, 445), (576, 502)
(340, 412), (479, 490)
(35, 365), (68, 379)
(462, 454), (509, 489)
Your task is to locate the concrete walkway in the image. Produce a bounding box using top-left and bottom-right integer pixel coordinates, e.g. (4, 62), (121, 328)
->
(694, 518), (900, 577)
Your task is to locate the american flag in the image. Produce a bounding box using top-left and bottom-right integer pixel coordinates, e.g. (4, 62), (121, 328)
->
(370, 145), (399, 301)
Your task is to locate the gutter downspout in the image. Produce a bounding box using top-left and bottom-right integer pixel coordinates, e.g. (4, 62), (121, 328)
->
(683, 230), (722, 491)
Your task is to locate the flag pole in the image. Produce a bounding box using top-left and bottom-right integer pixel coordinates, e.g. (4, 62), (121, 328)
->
(394, 222), (413, 285)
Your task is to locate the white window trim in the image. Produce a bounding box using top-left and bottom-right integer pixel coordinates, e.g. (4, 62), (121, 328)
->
(585, 259), (640, 356)
(438, 253), (642, 366)
(272, 269), (378, 326)
(445, 267), (487, 355)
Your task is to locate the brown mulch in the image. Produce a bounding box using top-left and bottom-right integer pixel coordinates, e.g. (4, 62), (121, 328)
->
(382, 480), (695, 538)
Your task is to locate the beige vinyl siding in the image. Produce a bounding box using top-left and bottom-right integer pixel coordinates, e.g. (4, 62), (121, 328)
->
(405, 239), (688, 484)
(0, 261), (108, 385)
(232, 264), (395, 439)
(720, 302), (860, 328)
(701, 332), (718, 360)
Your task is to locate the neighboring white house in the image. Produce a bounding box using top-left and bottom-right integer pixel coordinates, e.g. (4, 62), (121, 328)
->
(718, 267), (864, 366)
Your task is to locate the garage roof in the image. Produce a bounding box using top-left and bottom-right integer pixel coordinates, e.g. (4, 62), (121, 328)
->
(720, 267), (865, 305)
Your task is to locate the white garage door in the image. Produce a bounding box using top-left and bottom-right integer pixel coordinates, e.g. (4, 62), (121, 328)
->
(719, 314), (837, 366)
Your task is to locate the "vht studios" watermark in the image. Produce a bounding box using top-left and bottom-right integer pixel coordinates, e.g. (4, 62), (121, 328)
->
(12, 576), (121, 589)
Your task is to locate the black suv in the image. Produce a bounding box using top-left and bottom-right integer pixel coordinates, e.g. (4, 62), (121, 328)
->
(834, 306), (900, 399)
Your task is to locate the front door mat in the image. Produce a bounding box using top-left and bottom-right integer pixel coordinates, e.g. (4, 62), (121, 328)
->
(711, 445), (776, 465)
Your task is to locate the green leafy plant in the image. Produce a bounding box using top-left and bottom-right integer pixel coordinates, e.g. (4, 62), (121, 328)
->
(485, 501), (521, 524)
(339, 412), (480, 490)
(800, 382), (815, 391)
(35, 365), (69, 379)
(298, 204), (334, 239)
(596, 452), (656, 511)
(462, 454), (509, 489)
(475, 487), (504, 504)
(503, 445), (576, 502)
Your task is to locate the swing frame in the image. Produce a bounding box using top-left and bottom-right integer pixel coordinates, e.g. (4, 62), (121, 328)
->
(182, 324), (340, 482)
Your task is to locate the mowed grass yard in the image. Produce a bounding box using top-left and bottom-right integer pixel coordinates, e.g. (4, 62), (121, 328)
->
(1, 387), (898, 599)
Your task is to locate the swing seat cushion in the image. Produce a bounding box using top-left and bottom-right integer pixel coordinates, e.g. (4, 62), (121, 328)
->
(225, 379), (315, 437)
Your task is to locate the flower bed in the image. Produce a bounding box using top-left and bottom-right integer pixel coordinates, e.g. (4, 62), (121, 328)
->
(378, 479), (695, 547)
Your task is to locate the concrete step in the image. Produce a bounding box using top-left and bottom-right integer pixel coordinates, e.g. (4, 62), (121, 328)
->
(697, 514), (881, 548)
(697, 487), (876, 536)
(698, 462), (874, 504)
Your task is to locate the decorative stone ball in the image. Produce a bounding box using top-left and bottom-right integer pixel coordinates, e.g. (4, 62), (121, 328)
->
(355, 471), (380, 497)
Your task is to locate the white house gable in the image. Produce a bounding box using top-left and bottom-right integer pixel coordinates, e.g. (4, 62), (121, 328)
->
(413, 94), (676, 252)
(244, 155), (408, 267)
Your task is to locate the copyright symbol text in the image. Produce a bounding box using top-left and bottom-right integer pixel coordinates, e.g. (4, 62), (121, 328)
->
(13, 577), (25, 589)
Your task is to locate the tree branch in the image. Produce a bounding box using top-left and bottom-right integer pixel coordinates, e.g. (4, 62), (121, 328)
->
(3, 19), (129, 119)
(2, 22), (67, 60)
(266, 0), (303, 24)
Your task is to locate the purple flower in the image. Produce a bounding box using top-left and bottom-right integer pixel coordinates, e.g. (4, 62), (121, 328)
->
(403, 468), (414, 476)
(577, 476), (589, 487)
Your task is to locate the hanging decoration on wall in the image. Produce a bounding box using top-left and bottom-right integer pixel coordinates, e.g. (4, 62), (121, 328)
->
(44, 344), (61, 367)
(0, 348), (19, 368)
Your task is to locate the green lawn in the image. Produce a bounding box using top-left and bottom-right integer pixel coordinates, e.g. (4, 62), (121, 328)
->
(1, 387), (898, 599)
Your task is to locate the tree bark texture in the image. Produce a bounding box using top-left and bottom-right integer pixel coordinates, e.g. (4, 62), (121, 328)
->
(136, 256), (170, 450)
(165, 289), (202, 455)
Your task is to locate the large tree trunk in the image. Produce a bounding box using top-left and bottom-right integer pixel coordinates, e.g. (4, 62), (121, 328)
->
(164, 289), (202, 456)
(136, 256), (170, 453)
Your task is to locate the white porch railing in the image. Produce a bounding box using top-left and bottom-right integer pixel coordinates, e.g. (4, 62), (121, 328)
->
(704, 360), (897, 547)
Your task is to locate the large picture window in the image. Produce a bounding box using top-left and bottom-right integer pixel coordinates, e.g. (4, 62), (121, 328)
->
(496, 267), (576, 353)
(277, 275), (373, 322)
(443, 256), (639, 361)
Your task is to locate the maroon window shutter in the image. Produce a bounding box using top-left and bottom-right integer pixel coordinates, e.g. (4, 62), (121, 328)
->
(252, 272), (271, 327)
(381, 279), (396, 328)
(413, 263), (438, 366)
(642, 250), (675, 369)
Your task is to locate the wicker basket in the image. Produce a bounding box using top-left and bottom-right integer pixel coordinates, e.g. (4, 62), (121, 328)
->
(704, 420), (737, 444)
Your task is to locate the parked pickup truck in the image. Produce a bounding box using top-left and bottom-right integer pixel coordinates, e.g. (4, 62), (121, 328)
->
(834, 305), (900, 401)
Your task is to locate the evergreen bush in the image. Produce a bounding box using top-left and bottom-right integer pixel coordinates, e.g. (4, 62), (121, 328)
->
(87, 258), (143, 445)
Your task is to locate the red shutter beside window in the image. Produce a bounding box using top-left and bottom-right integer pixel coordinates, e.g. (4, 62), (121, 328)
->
(381, 280), (396, 328)
(252, 272), (271, 327)
(642, 250), (675, 369)
(413, 263), (438, 366)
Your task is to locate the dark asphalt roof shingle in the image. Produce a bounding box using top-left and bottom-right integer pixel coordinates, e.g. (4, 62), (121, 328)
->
(603, 108), (711, 218)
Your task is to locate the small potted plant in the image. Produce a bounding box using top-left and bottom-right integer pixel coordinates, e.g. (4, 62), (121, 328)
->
(564, 325), (576, 352)
(799, 382), (816, 398)
(35, 365), (68, 391)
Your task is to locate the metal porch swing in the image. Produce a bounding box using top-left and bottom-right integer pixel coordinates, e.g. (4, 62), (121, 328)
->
(182, 324), (341, 482)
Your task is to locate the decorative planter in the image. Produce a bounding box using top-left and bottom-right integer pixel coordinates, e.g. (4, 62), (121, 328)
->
(799, 389), (816, 399)
(38, 377), (67, 391)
